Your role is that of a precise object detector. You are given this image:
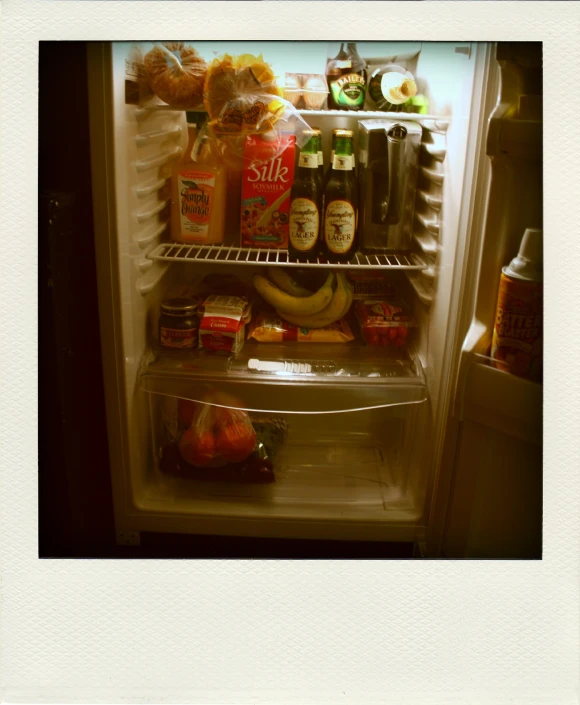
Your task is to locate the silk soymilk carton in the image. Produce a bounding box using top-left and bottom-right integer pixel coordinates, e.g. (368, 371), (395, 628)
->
(241, 134), (296, 248)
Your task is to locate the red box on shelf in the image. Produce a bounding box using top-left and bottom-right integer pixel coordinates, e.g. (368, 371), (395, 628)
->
(355, 299), (415, 348)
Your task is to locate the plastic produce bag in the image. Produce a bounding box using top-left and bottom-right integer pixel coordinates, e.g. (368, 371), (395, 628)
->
(178, 401), (256, 467)
(144, 42), (208, 109)
(159, 396), (287, 484)
(199, 52), (311, 168)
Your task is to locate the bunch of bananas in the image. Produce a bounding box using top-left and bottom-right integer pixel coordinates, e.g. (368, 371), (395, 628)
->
(252, 267), (354, 329)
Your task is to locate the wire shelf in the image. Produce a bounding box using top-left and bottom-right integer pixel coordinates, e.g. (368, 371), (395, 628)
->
(147, 243), (427, 270)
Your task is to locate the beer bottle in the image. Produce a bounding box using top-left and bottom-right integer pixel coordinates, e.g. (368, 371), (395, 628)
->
(310, 127), (324, 190)
(289, 130), (323, 262)
(323, 129), (358, 263)
(325, 128), (355, 189)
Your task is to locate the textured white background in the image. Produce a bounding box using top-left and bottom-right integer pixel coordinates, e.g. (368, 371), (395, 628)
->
(1, 1), (579, 703)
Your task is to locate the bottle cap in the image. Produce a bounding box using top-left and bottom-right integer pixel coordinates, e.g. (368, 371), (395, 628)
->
(333, 129), (353, 138)
(504, 228), (543, 281)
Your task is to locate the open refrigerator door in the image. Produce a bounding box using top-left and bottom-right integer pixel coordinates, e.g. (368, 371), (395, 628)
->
(437, 42), (543, 558)
(87, 40), (497, 549)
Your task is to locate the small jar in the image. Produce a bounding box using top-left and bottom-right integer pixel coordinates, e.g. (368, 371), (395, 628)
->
(159, 297), (198, 350)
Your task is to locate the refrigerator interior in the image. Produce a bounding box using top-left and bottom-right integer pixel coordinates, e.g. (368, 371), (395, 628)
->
(90, 41), (493, 542)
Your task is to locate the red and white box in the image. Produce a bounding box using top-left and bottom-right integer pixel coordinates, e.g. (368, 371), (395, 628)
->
(198, 295), (252, 355)
(355, 298), (415, 348)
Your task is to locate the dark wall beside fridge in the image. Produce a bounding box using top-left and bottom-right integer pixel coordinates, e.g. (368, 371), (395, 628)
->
(39, 41), (116, 556)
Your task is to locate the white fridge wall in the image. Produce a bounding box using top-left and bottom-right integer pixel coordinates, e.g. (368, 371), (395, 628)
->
(91, 41), (488, 543)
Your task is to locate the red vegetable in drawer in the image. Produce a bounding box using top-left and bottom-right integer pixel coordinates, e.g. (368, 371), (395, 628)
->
(177, 399), (257, 468)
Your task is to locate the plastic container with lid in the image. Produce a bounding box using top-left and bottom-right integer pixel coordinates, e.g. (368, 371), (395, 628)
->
(355, 298), (415, 348)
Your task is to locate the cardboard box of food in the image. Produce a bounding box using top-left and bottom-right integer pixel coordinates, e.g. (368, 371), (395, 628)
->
(241, 134), (295, 248)
(198, 295), (251, 355)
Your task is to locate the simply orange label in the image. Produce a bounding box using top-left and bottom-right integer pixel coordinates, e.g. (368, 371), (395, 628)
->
(178, 170), (215, 242)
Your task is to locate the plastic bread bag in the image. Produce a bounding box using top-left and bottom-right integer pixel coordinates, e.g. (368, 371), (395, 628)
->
(200, 52), (312, 166)
(144, 42), (208, 109)
(248, 312), (355, 343)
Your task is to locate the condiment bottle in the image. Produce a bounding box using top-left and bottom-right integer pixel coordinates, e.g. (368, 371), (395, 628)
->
(326, 42), (367, 111)
(170, 113), (226, 245)
(491, 228), (543, 382)
(322, 129), (358, 263)
(159, 297), (199, 350)
(289, 130), (323, 262)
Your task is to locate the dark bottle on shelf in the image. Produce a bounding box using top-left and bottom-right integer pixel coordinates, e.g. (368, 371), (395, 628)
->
(325, 128), (357, 190)
(289, 130), (323, 262)
(310, 127), (325, 190)
(326, 42), (367, 111)
(322, 129), (358, 263)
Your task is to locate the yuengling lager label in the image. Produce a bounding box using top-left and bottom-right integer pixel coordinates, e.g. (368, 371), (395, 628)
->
(289, 198), (319, 252)
(324, 200), (355, 254)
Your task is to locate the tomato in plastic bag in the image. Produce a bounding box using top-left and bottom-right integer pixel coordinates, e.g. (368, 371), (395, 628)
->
(178, 402), (257, 468)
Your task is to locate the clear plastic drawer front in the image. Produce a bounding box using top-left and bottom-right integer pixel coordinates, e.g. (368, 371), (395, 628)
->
(140, 344), (427, 414)
(145, 389), (426, 516)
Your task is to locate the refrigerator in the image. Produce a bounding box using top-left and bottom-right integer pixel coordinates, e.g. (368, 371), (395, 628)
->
(86, 40), (542, 558)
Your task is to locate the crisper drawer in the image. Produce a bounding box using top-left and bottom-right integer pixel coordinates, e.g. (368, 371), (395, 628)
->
(132, 347), (430, 540)
(139, 387), (428, 532)
(140, 343), (427, 414)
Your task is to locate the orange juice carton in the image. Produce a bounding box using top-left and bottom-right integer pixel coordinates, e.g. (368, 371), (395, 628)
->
(241, 134), (296, 248)
(491, 228), (543, 382)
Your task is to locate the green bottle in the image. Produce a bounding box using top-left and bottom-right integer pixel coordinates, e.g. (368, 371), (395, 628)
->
(323, 129), (358, 263)
(289, 130), (323, 261)
(326, 42), (367, 111)
(311, 127), (325, 190)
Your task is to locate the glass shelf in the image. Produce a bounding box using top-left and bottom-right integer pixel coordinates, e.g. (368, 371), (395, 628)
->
(148, 243), (427, 270)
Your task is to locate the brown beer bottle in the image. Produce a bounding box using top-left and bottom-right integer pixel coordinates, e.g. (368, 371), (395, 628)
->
(323, 129), (358, 263)
(289, 131), (323, 262)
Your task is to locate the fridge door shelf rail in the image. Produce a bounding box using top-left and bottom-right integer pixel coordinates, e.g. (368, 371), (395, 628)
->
(140, 343), (427, 414)
(147, 243), (427, 270)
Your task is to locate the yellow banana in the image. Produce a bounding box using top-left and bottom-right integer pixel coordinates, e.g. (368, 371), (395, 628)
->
(253, 271), (334, 316)
(277, 271), (352, 329)
(266, 267), (312, 297)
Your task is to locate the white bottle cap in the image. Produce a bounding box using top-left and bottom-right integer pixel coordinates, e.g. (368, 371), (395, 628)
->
(504, 228), (543, 281)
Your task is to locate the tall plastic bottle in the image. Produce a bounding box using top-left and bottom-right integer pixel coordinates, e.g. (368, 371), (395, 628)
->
(171, 113), (226, 245)
(491, 228), (543, 382)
